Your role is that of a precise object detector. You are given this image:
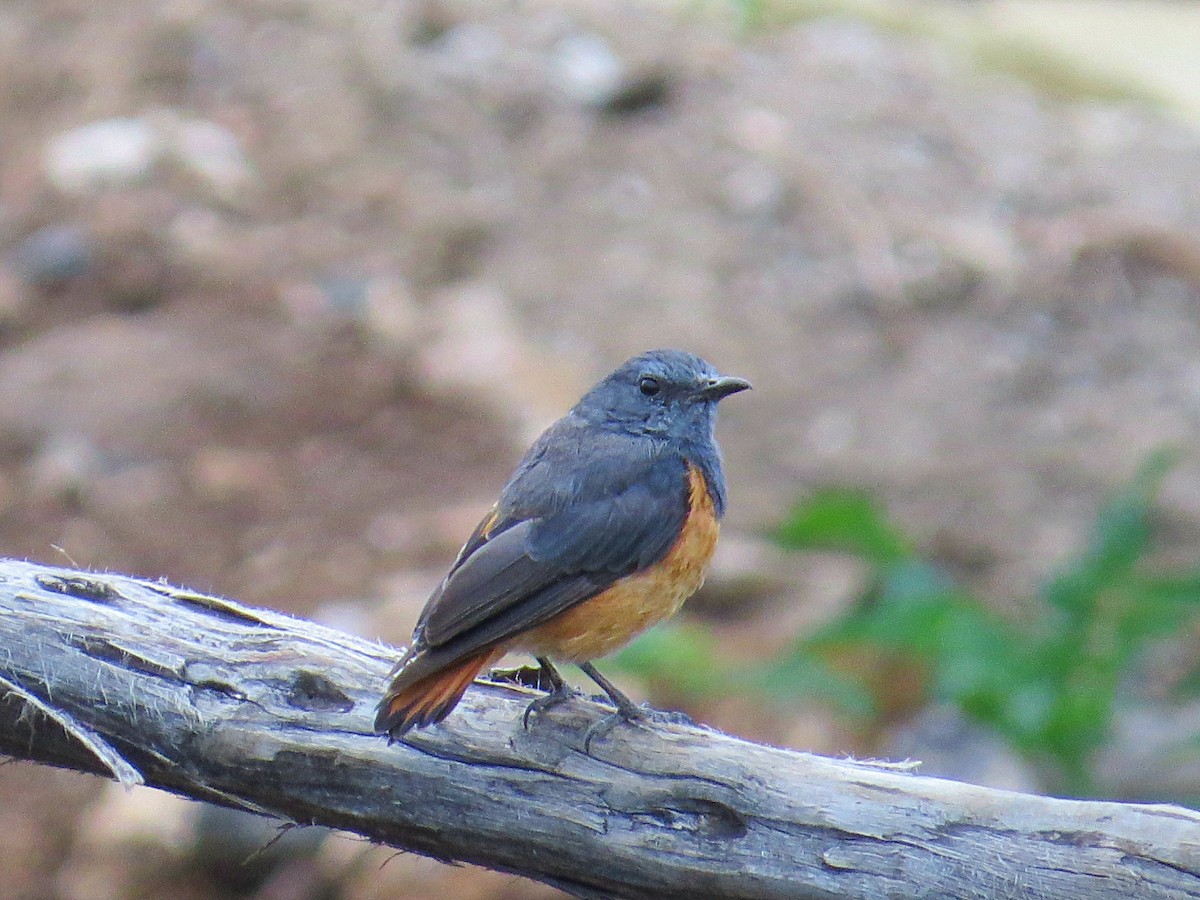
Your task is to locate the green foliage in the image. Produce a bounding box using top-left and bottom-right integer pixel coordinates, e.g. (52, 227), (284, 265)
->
(774, 487), (910, 565)
(615, 451), (1200, 794)
(765, 451), (1200, 794)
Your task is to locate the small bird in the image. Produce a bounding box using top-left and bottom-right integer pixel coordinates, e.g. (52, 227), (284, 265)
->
(375, 349), (750, 745)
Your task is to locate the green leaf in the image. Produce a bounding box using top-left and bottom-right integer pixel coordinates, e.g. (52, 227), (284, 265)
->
(1042, 452), (1173, 620)
(757, 451), (1199, 796)
(775, 487), (910, 565)
(1135, 572), (1200, 606)
(929, 605), (1021, 702)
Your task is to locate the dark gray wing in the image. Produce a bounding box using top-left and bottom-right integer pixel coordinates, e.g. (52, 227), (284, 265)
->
(399, 423), (690, 679)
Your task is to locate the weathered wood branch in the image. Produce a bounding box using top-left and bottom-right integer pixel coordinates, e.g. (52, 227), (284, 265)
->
(0, 558), (1198, 899)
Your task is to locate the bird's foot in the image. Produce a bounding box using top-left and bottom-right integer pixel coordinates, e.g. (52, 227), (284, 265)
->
(583, 705), (645, 754)
(522, 683), (578, 729)
(522, 657), (578, 729)
(579, 702), (695, 751)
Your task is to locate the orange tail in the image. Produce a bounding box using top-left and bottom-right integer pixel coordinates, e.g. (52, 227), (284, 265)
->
(374, 647), (502, 737)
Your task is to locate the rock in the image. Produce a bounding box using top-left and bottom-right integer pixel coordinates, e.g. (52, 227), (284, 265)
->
(550, 30), (670, 115)
(11, 224), (93, 285)
(553, 33), (625, 108)
(43, 112), (252, 200)
(315, 274), (369, 317)
(44, 118), (163, 193)
(599, 71), (672, 116)
(164, 114), (254, 200)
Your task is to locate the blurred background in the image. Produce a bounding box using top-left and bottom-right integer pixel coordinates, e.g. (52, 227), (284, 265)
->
(2, 0), (1200, 897)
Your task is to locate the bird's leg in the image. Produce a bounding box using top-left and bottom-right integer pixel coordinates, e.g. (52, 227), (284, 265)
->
(522, 657), (577, 729)
(578, 661), (642, 718)
(578, 661), (645, 752)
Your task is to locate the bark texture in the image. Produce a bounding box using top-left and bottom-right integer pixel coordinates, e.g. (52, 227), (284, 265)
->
(0, 558), (1197, 899)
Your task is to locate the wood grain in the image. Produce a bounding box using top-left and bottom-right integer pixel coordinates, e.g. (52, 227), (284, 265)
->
(0, 558), (1197, 899)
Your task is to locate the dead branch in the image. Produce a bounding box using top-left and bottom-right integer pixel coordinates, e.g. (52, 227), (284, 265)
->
(0, 557), (1197, 899)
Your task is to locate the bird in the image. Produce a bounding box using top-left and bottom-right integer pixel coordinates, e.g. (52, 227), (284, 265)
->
(374, 348), (750, 747)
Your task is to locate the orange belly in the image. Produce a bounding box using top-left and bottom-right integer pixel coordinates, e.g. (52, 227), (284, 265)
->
(516, 464), (719, 662)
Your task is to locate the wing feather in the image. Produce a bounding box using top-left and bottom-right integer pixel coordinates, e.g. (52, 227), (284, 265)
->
(406, 424), (690, 674)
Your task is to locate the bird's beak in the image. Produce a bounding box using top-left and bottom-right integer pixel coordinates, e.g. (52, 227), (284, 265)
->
(694, 375), (752, 401)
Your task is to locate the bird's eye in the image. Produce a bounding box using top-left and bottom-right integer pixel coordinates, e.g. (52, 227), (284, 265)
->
(639, 375), (661, 396)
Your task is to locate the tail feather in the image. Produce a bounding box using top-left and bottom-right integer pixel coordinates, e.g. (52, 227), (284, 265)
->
(374, 647), (502, 736)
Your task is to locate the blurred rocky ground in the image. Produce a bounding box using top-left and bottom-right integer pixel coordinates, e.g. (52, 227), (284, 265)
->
(2, 0), (1200, 897)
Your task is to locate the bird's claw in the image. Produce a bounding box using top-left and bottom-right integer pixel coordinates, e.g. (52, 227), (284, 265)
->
(582, 705), (646, 753)
(522, 685), (577, 729)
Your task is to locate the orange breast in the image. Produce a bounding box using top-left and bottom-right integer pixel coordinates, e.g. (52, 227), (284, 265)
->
(517, 464), (720, 663)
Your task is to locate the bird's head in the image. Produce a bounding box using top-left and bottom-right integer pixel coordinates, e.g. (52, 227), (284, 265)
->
(574, 349), (751, 443)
